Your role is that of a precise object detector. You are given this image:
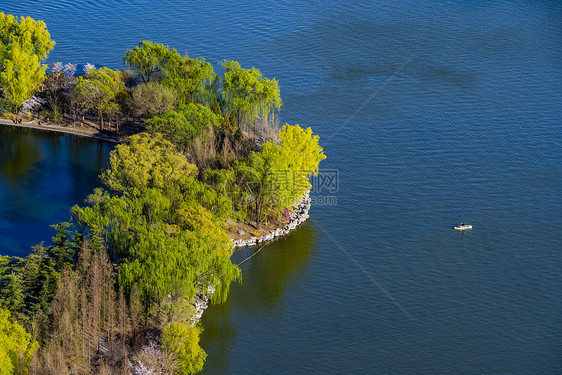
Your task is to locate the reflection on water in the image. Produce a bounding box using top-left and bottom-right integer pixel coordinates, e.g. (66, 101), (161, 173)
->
(0, 126), (112, 257)
(0, 127), (43, 179)
(200, 222), (316, 374)
(234, 222), (316, 307)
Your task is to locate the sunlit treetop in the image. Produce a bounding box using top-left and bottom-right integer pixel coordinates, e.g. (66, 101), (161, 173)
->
(0, 13), (55, 59)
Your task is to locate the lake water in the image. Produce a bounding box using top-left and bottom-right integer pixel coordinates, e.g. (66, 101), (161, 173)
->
(0, 126), (113, 256)
(2, 1), (561, 374)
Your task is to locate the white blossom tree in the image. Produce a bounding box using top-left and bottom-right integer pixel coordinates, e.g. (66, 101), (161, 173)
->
(50, 62), (63, 77)
(63, 62), (77, 83)
(83, 62), (95, 74)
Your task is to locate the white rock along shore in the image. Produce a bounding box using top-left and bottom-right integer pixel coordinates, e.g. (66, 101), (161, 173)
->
(230, 190), (311, 248)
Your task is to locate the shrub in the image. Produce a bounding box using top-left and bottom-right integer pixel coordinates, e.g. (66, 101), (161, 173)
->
(0, 97), (12, 113)
(161, 322), (206, 375)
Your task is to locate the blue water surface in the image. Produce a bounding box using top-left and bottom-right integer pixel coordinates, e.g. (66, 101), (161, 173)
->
(2, 1), (561, 373)
(0, 127), (112, 256)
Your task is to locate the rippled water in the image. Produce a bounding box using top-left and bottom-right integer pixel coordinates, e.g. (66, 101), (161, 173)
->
(2, 1), (562, 373)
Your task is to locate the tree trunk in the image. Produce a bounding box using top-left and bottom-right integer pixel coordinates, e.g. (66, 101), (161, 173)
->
(99, 110), (104, 132)
(255, 199), (261, 229)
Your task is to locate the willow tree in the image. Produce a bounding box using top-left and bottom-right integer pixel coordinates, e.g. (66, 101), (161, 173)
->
(73, 133), (240, 316)
(123, 40), (175, 84)
(163, 55), (216, 105)
(117, 210), (239, 315)
(101, 132), (198, 196)
(145, 103), (224, 153)
(219, 60), (281, 132)
(0, 13), (55, 107)
(72, 67), (125, 131)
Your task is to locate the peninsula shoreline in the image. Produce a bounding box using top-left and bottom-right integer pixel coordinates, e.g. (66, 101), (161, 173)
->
(2, 119), (314, 328)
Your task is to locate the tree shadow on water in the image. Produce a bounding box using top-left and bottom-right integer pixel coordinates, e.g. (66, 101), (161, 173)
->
(200, 221), (317, 374)
(0, 127), (42, 180)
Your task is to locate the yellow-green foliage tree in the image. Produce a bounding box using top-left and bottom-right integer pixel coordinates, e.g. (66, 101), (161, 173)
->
(235, 124), (325, 225)
(163, 55), (216, 105)
(0, 13), (55, 107)
(124, 40), (216, 105)
(0, 307), (38, 375)
(73, 132), (240, 317)
(219, 60), (281, 131)
(145, 103), (225, 154)
(161, 322), (206, 375)
(123, 40), (173, 84)
(101, 132), (198, 196)
(72, 67), (126, 131)
(270, 123), (326, 203)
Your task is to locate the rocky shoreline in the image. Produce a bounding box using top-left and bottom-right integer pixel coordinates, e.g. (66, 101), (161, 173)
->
(189, 285), (215, 325)
(230, 190), (311, 248)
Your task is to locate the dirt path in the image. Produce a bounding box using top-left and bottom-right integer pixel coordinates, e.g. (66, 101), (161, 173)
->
(0, 118), (122, 143)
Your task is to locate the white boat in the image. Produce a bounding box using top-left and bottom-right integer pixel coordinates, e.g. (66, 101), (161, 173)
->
(454, 224), (472, 230)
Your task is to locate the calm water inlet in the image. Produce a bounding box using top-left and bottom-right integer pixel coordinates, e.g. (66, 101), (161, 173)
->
(0, 126), (112, 257)
(2, 1), (562, 374)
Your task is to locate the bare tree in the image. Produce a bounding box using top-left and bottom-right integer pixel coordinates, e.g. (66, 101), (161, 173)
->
(130, 342), (179, 375)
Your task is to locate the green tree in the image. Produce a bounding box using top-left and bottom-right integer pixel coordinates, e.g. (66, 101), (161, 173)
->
(146, 103), (224, 153)
(72, 191), (140, 259)
(72, 67), (126, 131)
(131, 81), (178, 118)
(219, 60), (281, 131)
(278, 124), (326, 172)
(235, 151), (276, 228)
(72, 131), (240, 316)
(100, 132), (197, 196)
(112, 185), (240, 313)
(0, 13), (55, 107)
(229, 124), (325, 226)
(19, 248), (45, 316)
(0, 14), (54, 59)
(0, 45), (44, 107)
(123, 40), (175, 84)
(49, 222), (76, 269)
(268, 123), (326, 205)
(0, 273), (25, 315)
(0, 255), (10, 279)
(146, 110), (195, 151)
(163, 55), (216, 104)
(161, 322), (206, 375)
(0, 307), (38, 375)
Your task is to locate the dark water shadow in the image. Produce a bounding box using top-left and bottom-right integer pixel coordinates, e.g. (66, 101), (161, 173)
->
(0, 126), (112, 256)
(200, 221), (317, 374)
(0, 126), (44, 180)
